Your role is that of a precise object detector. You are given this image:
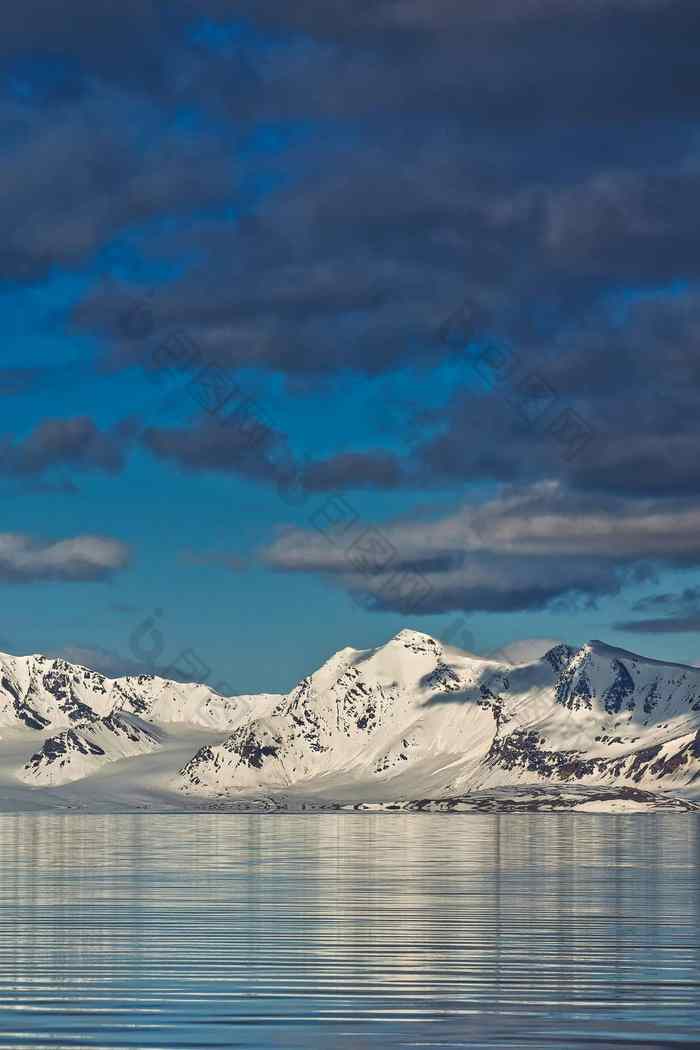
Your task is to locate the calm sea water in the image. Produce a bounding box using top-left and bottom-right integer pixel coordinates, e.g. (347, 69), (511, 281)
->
(0, 814), (698, 1049)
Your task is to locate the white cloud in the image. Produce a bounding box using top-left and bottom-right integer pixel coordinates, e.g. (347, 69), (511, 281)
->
(0, 533), (130, 583)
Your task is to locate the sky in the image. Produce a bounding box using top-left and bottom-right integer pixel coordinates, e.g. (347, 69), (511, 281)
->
(2, 1), (700, 694)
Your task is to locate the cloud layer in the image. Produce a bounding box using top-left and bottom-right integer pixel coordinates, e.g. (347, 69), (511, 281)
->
(4, 1), (700, 630)
(262, 483), (700, 614)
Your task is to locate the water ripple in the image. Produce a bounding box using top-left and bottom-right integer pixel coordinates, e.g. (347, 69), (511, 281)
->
(0, 813), (698, 1048)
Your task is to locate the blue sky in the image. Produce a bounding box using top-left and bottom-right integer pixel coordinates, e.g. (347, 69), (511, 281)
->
(3, 3), (700, 692)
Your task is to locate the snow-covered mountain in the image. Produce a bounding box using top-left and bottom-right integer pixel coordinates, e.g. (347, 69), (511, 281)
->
(178, 630), (700, 804)
(0, 653), (115, 731)
(0, 635), (698, 810)
(0, 652), (280, 791)
(179, 630), (497, 796)
(0, 652), (279, 733)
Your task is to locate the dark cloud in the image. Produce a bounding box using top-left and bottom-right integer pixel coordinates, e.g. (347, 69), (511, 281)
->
(543, 171), (700, 284)
(1, 406), (406, 496)
(211, 1), (700, 129)
(0, 417), (132, 477)
(632, 586), (700, 612)
(13, 0), (696, 396)
(615, 614), (700, 633)
(0, 3), (163, 59)
(302, 452), (405, 491)
(261, 482), (700, 614)
(615, 585), (700, 633)
(75, 273), (700, 506)
(142, 413), (289, 483)
(0, 533), (131, 583)
(73, 141), (700, 399)
(75, 140), (517, 381)
(0, 90), (238, 284)
(5, 0), (700, 626)
(402, 288), (700, 499)
(142, 412), (406, 493)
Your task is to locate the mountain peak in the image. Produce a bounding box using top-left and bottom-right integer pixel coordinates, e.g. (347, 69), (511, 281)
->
(388, 629), (439, 648)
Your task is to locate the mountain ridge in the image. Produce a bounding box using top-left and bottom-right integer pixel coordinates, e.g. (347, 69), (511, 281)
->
(0, 634), (698, 811)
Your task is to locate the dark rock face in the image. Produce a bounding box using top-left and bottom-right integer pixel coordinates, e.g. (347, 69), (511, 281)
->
(180, 746), (215, 786)
(543, 644), (577, 674)
(643, 679), (662, 715)
(276, 665), (393, 742)
(14, 702), (51, 732)
(486, 730), (588, 779)
(273, 679), (328, 753)
(486, 725), (700, 787)
(2, 674), (51, 730)
(37, 667), (105, 723)
(25, 730), (106, 773)
(181, 723), (283, 787)
(478, 683), (510, 731)
(555, 659), (594, 711)
(123, 692), (149, 716)
(548, 647), (599, 712)
(0, 675), (20, 703)
(101, 713), (158, 744)
(603, 660), (636, 715)
(332, 667), (383, 735)
(23, 713), (158, 778)
(649, 730), (700, 780)
(421, 663), (463, 693)
(226, 725), (282, 769)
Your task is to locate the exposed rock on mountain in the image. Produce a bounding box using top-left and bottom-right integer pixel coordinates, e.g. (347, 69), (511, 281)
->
(20, 713), (161, 787)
